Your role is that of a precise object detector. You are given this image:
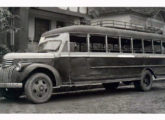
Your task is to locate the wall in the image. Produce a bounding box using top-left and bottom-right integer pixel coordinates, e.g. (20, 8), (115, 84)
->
(27, 8), (81, 52)
(28, 8), (81, 42)
(12, 8), (29, 52)
(91, 14), (131, 24)
(90, 13), (165, 34)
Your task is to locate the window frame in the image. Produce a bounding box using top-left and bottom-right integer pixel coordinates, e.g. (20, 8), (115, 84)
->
(89, 34), (106, 53)
(143, 39), (154, 54)
(69, 33), (88, 53)
(107, 35), (120, 53)
(68, 32), (165, 55)
(132, 38), (143, 54)
(153, 39), (162, 54)
(120, 36), (132, 53)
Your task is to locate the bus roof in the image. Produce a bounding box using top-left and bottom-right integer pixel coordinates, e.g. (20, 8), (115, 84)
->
(42, 25), (165, 40)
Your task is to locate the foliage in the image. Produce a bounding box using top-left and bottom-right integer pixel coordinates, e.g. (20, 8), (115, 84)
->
(0, 8), (12, 31)
(0, 44), (10, 63)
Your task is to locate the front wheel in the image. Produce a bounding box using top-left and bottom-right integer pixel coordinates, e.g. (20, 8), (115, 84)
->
(24, 73), (53, 104)
(134, 70), (153, 91)
(0, 88), (22, 100)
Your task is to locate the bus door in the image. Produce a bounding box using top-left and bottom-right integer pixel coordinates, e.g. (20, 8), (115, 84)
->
(69, 34), (90, 83)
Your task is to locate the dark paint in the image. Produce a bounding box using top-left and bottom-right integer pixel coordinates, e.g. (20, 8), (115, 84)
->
(2, 25), (165, 88)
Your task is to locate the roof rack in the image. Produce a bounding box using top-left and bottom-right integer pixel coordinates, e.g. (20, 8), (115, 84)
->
(90, 20), (163, 34)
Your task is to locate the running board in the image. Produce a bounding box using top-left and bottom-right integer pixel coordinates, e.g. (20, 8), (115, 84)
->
(53, 83), (102, 89)
(53, 78), (138, 89)
(154, 77), (165, 81)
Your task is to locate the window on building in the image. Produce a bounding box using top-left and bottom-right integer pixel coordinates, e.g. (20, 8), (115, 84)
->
(154, 40), (161, 54)
(121, 37), (131, 53)
(107, 36), (119, 52)
(56, 21), (65, 28)
(69, 7), (78, 12)
(70, 34), (87, 52)
(90, 35), (106, 52)
(133, 39), (143, 53)
(58, 7), (68, 10)
(162, 41), (165, 54)
(79, 7), (87, 14)
(144, 40), (152, 53)
(34, 18), (50, 43)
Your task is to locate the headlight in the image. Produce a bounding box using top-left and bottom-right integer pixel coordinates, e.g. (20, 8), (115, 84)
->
(15, 63), (22, 71)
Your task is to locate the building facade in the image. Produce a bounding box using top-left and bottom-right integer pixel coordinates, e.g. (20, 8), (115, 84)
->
(0, 7), (88, 53)
(1, 7), (165, 54)
(88, 8), (165, 34)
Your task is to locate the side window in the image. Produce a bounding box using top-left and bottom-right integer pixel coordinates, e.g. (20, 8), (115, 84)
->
(162, 41), (165, 54)
(154, 40), (161, 54)
(121, 37), (131, 53)
(70, 34), (88, 52)
(144, 40), (152, 53)
(90, 35), (106, 52)
(107, 36), (119, 52)
(133, 39), (143, 53)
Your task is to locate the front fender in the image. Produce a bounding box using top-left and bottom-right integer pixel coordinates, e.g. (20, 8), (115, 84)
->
(20, 63), (62, 86)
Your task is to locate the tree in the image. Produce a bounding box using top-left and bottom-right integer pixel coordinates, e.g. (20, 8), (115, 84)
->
(0, 8), (20, 52)
(0, 8), (12, 31)
(0, 8), (12, 62)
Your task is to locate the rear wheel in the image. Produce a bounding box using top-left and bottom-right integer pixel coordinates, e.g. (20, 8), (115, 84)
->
(24, 73), (53, 104)
(103, 82), (119, 91)
(134, 70), (153, 91)
(0, 88), (22, 100)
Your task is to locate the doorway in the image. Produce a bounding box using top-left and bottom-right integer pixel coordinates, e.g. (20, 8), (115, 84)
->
(34, 18), (50, 42)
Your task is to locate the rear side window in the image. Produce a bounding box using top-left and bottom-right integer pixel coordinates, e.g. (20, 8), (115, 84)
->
(154, 40), (161, 54)
(121, 37), (131, 53)
(133, 39), (143, 53)
(90, 35), (106, 52)
(107, 36), (119, 52)
(162, 41), (165, 54)
(70, 34), (88, 52)
(144, 40), (152, 53)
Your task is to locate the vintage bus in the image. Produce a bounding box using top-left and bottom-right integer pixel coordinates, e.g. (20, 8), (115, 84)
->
(0, 25), (165, 103)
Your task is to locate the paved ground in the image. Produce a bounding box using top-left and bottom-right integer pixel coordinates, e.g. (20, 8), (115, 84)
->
(1, 81), (165, 113)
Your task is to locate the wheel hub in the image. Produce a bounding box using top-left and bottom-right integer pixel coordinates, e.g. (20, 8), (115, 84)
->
(32, 78), (49, 98)
(39, 86), (44, 91)
(143, 75), (150, 86)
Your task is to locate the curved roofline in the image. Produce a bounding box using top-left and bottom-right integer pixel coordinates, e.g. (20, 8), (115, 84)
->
(42, 25), (165, 40)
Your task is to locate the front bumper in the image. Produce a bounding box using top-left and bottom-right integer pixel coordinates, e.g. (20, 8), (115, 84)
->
(0, 83), (22, 88)
(0, 66), (22, 88)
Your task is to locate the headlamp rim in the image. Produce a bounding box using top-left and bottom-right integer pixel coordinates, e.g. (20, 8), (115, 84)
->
(15, 62), (22, 71)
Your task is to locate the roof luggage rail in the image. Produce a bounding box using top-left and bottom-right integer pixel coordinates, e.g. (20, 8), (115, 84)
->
(90, 20), (163, 34)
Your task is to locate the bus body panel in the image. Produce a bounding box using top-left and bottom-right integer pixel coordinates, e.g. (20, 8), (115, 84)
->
(56, 55), (165, 85)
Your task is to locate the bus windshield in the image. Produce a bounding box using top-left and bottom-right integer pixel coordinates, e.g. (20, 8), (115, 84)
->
(38, 40), (61, 52)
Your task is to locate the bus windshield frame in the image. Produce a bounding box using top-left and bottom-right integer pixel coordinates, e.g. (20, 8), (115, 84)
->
(38, 40), (62, 52)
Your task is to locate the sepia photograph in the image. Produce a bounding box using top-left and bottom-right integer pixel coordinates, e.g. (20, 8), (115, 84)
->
(1, 7), (165, 114)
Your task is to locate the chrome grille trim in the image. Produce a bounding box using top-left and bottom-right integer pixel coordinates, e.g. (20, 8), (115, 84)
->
(0, 66), (16, 83)
(2, 59), (14, 68)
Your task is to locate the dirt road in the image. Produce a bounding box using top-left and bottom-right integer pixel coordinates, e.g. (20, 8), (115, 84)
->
(1, 81), (165, 113)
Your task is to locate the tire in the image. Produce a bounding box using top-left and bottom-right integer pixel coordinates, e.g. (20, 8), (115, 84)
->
(24, 73), (53, 104)
(0, 88), (22, 100)
(134, 70), (153, 91)
(103, 82), (119, 91)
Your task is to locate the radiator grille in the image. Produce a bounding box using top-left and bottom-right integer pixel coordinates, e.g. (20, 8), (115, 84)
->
(0, 66), (16, 83)
(2, 59), (14, 68)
